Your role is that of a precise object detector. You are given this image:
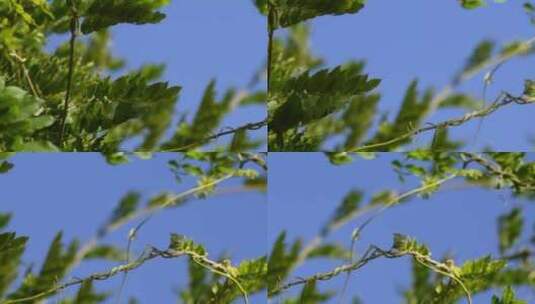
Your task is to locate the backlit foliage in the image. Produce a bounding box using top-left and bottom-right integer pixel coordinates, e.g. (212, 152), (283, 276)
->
(270, 152), (535, 303)
(0, 153), (267, 304)
(0, 0), (265, 152)
(266, 0), (535, 151)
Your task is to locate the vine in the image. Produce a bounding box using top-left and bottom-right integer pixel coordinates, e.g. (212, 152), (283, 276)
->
(58, 0), (79, 147)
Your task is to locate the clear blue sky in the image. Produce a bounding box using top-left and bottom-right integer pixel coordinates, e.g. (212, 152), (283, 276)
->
(301, 0), (535, 150)
(269, 153), (535, 303)
(0, 153), (266, 303)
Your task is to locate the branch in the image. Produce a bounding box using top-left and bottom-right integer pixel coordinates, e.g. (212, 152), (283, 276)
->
(3, 246), (246, 304)
(274, 244), (473, 304)
(461, 152), (535, 192)
(58, 0), (78, 147)
(161, 118), (267, 152)
(273, 245), (402, 294)
(352, 93), (533, 152)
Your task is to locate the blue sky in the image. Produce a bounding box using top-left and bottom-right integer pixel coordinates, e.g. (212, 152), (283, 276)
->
(0, 153), (266, 303)
(269, 153), (535, 303)
(300, 0), (535, 150)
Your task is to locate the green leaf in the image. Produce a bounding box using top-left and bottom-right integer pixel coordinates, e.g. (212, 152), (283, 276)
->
(325, 152), (354, 165)
(460, 0), (486, 9)
(163, 81), (233, 149)
(73, 280), (109, 304)
(323, 189), (363, 234)
(342, 94), (381, 148)
(169, 234), (207, 256)
(460, 40), (494, 75)
(0, 232), (28, 297)
(459, 255), (506, 281)
(0, 83), (56, 151)
(306, 243), (352, 260)
(108, 191), (141, 226)
(497, 208), (523, 254)
(523, 80), (535, 101)
(181, 257), (209, 302)
(271, 66), (380, 133)
(0, 214), (11, 231)
(11, 141), (59, 152)
(0, 161), (14, 174)
(253, 0), (268, 15)
(81, 0), (170, 34)
(235, 257), (268, 293)
(403, 259), (433, 304)
(83, 245), (127, 262)
(268, 232), (302, 296)
(147, 192), (174, 208)
(525, 2), (535, 13)
(492, 286), (527, 304)
(103, 152), (130, 165)
(271, 0), (365, 29)
(439, 94), (480, 110)
(9, 232), (78, 300)
(97, 73), (181, 151)
(366, 80), (432, 150)
(296, 280), (333, 303)
(392, 233), (430, 256)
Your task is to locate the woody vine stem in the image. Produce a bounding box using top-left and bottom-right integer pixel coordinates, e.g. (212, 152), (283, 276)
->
(58, 0), (78, 147)
(351, 93), (533, 152)
(267, 1), (274, 93)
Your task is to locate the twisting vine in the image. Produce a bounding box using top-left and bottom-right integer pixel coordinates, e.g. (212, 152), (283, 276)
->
(161, 118), (267, 152)
(470, 37), (535, 146)
(351, 92), (533, 152)
(58, 0), (79, 147)
(2, 246), (247, 304)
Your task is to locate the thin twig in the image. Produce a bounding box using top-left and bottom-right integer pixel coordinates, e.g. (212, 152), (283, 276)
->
(161, 119), (267, 152)
(9, 52), (40, 98)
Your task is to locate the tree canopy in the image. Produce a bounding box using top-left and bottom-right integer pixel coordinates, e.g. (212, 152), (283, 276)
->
(266, 0), (535, 151)
(0, 0), (266, 152)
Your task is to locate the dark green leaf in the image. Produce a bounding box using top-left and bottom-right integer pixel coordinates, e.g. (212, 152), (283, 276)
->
(81, 0), (169, 34)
